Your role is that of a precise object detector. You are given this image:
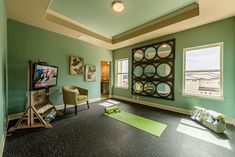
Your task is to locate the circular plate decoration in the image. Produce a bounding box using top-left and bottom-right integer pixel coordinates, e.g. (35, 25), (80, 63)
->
(157, 43), (172, 58)
(144, 65), (155, 77)
(156, 83), (171, 97)
(157, 63), (172, 77)
(134, 49), (144, 61)
(133, 82), (144, 93)
(133, 66), (144, 78)
(144, 82), (155, 95)
(145, 47), (156, 60)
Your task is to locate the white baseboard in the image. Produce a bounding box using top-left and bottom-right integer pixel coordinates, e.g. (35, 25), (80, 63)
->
(112, 95), (192, 115)
(8, 97), (102, 121)
(55, 97), (102, 110)
(89, 97), (102, 103)
(0, 134), (5, 157)
(112, 95), (235, 126)
(100, 95), (112, 100)
(7, 112), (23, 121)
(8, 95), (235, 126)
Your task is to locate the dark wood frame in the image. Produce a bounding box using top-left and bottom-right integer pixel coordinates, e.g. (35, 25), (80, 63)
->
(132, 39), (175, 100)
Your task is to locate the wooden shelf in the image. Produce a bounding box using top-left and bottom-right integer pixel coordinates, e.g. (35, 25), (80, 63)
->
(35, 103), (54, 113)
(40, 108), (55, 118)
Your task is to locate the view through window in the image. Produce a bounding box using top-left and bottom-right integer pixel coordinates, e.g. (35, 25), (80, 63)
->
(116, 59), (128, 88)
(183, 43), (223, 99)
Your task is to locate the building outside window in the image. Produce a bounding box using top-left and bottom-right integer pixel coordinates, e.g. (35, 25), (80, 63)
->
(183, 43), (223, 99)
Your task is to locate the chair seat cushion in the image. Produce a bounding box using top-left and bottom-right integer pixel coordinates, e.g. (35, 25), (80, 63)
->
(77, 95), (88, 101)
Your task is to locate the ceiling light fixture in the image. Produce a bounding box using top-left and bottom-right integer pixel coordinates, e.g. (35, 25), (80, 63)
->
(112, 1), (125, 12)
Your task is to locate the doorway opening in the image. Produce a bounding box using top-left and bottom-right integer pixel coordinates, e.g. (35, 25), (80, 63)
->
(101, 61), (110, 99)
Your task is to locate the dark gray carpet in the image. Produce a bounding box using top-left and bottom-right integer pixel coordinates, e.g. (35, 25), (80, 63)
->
(3, 99), (235, 157)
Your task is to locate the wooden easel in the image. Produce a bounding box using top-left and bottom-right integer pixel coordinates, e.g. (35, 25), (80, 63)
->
(8, 61), (53, 132)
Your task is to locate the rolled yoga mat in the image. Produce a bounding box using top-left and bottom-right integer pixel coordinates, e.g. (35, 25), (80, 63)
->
(104, 111), (167, 137)
(105, 106), (121, 114)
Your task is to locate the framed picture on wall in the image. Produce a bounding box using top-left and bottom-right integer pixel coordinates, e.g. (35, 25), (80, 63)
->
(85, 65), (96, 81)
(69, 56), (84, 75)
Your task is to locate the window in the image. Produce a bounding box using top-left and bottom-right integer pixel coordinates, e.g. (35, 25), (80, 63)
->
(183, 43), (223, 99)
(116, 58), (128, 88)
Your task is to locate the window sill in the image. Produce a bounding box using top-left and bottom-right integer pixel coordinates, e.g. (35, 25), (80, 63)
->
(182, 93), (224, 101)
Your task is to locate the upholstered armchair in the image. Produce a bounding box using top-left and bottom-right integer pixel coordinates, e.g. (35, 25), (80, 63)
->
(62, 86), (89, 115)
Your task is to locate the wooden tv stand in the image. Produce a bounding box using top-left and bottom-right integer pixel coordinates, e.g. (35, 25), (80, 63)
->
(8, 60), (61, 133)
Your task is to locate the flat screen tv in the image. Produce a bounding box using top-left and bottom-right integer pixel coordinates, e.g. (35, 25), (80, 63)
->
(33, 63), (58, 90)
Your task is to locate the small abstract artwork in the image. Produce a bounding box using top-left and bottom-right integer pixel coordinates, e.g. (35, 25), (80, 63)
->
(85, 65), (96, 81)
(69, 56), (84, 75)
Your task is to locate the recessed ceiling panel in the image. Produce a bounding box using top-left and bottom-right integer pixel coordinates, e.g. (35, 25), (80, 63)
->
(49, 0), (196, 37)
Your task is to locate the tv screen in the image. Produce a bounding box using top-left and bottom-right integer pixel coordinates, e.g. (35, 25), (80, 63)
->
(33, 64), (58, 90)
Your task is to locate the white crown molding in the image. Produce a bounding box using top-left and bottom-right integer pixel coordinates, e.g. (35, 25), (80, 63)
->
(112, 3), (199, 44)
(6, 0), (235, 50)
(44, 3), (199, 45)
(45, 9), (112, 40)
(6, 0), (114, 50)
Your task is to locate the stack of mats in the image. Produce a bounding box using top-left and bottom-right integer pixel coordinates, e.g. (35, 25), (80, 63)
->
(104, 105), (121, 114)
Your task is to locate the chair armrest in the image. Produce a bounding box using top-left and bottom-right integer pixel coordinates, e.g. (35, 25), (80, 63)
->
(77, 87), (88, 95)
(62, 89), (77, 105)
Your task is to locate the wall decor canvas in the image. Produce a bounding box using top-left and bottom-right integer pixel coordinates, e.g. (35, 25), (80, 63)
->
(69, 56), (84, 75)
(85, 65), (96, 81)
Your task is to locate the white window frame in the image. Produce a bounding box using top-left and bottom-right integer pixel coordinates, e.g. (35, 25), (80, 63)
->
(115, 58), (129, 89)
(182, 42), (223, 100)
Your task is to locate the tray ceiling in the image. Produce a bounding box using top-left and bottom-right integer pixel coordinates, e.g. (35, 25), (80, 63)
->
(5, 0), (235, 50)
(49, 0), (196, 37)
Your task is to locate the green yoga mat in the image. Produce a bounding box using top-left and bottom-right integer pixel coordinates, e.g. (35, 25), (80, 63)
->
(104, 111), (167, 137)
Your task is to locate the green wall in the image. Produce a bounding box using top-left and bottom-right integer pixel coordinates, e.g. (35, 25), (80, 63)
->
(113, 17), (235, 118)
(0, 0), (7, 141)
(8, 19), (112, 115)
(7, 16), (235, 118)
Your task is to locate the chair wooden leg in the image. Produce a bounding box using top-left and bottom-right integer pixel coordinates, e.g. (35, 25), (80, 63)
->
(64, 104), (67, 114)
(87, 101), (89, 109)
(75, 105), (77, 115)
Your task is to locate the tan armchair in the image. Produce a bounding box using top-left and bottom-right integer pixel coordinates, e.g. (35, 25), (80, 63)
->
(62, 86), (89, 115)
